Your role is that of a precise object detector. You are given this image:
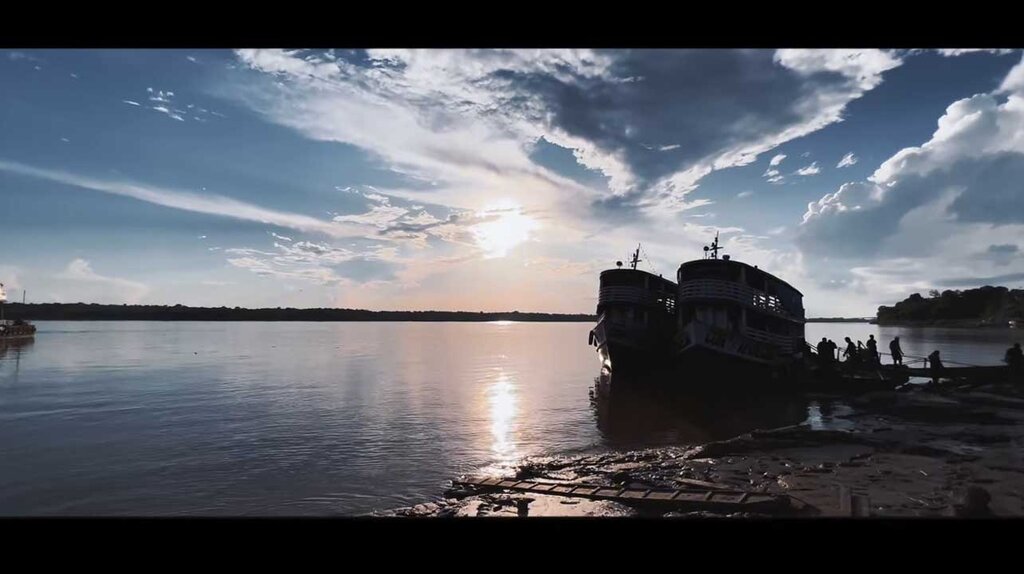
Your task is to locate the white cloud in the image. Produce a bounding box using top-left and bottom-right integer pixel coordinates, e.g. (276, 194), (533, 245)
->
(231, 49), (904, 220)
(774, 49), (902, 91)
(798, 53), (1024, 307)
(737, 190), (754, 198)
(8, 51), (35, 61)
(56, 259), (149, 303)
(796, 162), (821, 176)
(123, 100), (141, 106)
(836, 152), (858, 168)
(769, 153), (786, 167)
(0, 159), (374, 239)
(936, 49), (1015, 57)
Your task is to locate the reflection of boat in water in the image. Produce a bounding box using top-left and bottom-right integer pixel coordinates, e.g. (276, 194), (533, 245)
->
(588, 234), (806, 392)
(0, 283), (37, 341)
(590, 375), (809, 446)
(0, 335), (34, 359)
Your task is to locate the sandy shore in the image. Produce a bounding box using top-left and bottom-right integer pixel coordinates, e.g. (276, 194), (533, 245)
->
(381, 382), (1024, 518)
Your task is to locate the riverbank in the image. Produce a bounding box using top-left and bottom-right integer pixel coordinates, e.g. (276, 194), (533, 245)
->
(875, 319), (1019, 329)
(0, 303), (595, 323)
(383, 382), (1024, 517)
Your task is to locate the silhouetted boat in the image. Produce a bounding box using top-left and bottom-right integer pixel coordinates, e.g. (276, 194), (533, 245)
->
(0, 282), (36, 341)
(589, 234), (806, 391)
(588, 245), (677, 376)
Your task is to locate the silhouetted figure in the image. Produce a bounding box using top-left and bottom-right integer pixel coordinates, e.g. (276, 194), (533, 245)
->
(843, 337), (857, 363)
(928, 350), (944, 385)
(828, 339), (838, 362)
(866, 335), (878, 364)
(816, 337), (829, 366)
(1005, 342), (1023, 383)
(889, 336), (904, 366)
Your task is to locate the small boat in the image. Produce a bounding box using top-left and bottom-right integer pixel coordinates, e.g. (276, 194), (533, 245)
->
(0, 282), (36, 340)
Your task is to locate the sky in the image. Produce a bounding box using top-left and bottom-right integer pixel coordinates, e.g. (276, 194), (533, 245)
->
(1, 48), (1023, 316)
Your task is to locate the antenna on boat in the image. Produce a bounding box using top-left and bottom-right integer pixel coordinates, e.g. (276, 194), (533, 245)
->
(629, 244), (642, 270)
(703, 232), (723, 260)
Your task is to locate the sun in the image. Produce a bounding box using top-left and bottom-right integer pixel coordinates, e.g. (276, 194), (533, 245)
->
(471, 200), (539, 259)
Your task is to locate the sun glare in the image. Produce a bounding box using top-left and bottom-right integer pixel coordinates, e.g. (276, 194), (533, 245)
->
(471, 200), (539, 259)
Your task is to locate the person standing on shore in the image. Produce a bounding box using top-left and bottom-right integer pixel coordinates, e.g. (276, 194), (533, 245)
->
(1005, 343), (1022, 383)
(928, 350), (944, 385)
(816, 337), (830, 367)
(866, 335), (879, 365)
(889, 336), (904, 366)
(843, 337), (857, 362)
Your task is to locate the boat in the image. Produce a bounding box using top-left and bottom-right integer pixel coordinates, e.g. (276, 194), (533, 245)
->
(0, 282), (36, 341)
(673, 233), (806, 387)
(588, 245), (677, 376)
(589, 234), (807, 390)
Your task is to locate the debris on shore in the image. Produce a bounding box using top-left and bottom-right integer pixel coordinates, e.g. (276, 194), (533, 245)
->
(380, 382), (1024, 518)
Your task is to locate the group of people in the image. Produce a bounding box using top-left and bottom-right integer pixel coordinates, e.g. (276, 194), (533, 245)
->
(814, 334), (895, 367)
(812, 334), (1023, 385)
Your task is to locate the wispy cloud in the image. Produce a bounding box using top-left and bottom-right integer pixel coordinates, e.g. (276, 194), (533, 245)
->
(936, 49), (1016, 57)
(7, 51), (41, 62)
(56, 258), (149, 303)
(836, 152), (858, 168)
(769, 153), (786, 167)
(0, 159), (372, 239)
(796, 162), (820, 176)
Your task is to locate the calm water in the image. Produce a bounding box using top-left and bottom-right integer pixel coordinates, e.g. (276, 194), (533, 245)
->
(0, 321), (1018, 516)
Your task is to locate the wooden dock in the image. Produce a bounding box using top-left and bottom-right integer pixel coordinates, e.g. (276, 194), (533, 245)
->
(452, 476), (792, 513)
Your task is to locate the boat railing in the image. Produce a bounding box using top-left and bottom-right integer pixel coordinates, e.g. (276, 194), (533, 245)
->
(744, 326), (795, 353)
(678, 279), (803, 320)
(598, 286), (676, 316)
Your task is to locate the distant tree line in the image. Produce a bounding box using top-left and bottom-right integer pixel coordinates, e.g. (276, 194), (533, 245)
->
(876, 286), (1024, 325)
(0, 303), (596, 322)
(805, 317), (873, 323)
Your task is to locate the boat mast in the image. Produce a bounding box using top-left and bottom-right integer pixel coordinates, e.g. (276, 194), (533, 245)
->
(704, 232), (722, 260)
(629, 244), (642, 270)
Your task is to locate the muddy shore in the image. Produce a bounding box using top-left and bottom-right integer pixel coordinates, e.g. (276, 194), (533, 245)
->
(380, 382), (1024, 518)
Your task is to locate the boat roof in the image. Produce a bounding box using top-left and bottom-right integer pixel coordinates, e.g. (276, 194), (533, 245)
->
(600, 267), (677, 285)
(678, 258), (803, 297)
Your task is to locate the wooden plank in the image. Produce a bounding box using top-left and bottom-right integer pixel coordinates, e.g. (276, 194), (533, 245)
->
(450, 477), (789, 512)
(675, 478), (732, 490)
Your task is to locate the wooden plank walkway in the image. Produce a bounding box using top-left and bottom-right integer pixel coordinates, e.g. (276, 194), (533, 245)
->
(453, 476), (791, 513)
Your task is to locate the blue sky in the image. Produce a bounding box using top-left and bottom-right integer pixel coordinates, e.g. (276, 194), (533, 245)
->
(1, 49), (1022, 315)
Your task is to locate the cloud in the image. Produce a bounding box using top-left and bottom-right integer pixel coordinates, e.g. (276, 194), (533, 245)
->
(7, 51), (41, 62)
(795, 161), (820, 175)
(939, 271), (1024, 287)
(737, 190), (754, 198)
(123, 100), (141, 106)
(225, 240), (401, 285)
(836, 152), (858, 168)
(231, 49), (904, 220)
(0, 159), (374, 238)
(982, 243), (1020, 266)
(936, 49), (1016, 57)
(56, 258), (149, 303)
(769, 153), (786, 167)
(797, 53), (1024, 300)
